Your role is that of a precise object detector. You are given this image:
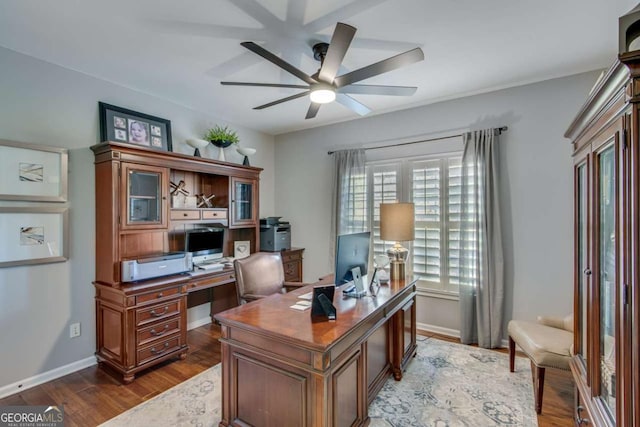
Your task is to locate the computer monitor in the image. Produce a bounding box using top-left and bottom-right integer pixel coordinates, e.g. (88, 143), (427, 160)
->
(185, 227), (224, 264)
(334, 231), (370, 287)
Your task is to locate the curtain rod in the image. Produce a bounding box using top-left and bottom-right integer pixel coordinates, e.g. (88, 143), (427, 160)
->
(327, 126), (508, 155)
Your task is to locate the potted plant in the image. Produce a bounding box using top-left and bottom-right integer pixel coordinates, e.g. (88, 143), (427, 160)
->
(203, 125), (239, 148)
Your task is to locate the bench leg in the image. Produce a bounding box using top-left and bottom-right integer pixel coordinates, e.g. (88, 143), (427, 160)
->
(531, 361), (546, 414)
(509, 336), (515, 372)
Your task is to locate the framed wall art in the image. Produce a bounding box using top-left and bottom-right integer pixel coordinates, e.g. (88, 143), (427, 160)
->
(0, 207), (69, 267)
(234, 240), (250, 259)
(99, 102), (173, 151)
(0, 140), (68, 202)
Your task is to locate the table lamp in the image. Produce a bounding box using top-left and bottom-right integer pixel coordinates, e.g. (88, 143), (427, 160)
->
(380, 202), (415, 281)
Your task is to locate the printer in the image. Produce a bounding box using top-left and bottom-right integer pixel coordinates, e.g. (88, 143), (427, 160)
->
(260, 217), (291, 251)
(121, 252), (192, 282)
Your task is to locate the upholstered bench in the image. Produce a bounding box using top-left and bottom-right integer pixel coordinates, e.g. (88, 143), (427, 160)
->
(508, 315), (573, 414)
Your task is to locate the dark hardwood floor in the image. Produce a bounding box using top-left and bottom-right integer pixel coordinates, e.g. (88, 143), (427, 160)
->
(0, 324), (573, 426)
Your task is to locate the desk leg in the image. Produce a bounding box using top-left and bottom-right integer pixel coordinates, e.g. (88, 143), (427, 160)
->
(391, 311), (404, 381)
(391, 297), (417, 381)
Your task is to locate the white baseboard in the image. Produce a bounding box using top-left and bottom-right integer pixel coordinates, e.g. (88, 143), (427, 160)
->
(0, 356), (97, 400)
(187, 316), (212, 331)
(417, 322), (509, 349)
(416, 322), (460, 338)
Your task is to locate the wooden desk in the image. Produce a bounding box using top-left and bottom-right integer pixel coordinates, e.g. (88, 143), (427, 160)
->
(214, 277), (417, 427)
(95, 267), (237, 383)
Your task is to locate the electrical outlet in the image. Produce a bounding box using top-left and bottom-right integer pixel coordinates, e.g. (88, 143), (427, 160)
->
(69, 322), (81, 338)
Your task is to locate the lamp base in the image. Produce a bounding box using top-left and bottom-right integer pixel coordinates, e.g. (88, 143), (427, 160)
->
(389, 260), (405, 281)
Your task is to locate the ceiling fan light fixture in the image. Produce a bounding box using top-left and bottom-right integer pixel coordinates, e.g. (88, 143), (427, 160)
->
(310, 84), (336, 104)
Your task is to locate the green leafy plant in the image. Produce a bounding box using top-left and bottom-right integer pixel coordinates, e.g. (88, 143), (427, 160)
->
(203, 125), (239, 145)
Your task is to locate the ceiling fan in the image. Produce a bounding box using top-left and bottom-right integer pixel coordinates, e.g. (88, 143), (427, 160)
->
(220, 22), (424, 119)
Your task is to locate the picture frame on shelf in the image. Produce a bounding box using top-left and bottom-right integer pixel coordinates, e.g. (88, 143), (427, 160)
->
(99, 102), (172, 152)
(0, 139), (68, 202)
(234, 240), (250, 259)
(0, 207), (69, 267)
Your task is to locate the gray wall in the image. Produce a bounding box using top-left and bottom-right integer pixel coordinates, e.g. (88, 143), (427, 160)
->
(0, 46), (276, 391)
(274, 70), (602, 336)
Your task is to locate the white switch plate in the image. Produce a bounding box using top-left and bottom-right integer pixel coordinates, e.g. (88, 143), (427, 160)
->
(70, 322), (81, 338)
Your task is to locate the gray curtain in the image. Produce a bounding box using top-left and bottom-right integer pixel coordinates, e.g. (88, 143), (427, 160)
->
(329, 149), (366, 271)
(459, 129), (504, 348)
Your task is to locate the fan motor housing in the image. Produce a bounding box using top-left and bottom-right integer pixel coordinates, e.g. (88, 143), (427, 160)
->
(313, 42), (329, 62)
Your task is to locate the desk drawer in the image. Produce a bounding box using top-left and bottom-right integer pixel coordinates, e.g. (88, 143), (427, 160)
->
(171, 209), (200, 220)
(136, 287), (181, 305)
(189, 272), (235, 292)
(137, 334), (181, 366)
(202, 209), (227, 220)
(136, 299), (181, 327)
(137, 317), (181, 346)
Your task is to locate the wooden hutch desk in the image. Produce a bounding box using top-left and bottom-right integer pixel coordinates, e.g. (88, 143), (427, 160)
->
(91, 142), (262, 383)
(214, 276), (417, 427)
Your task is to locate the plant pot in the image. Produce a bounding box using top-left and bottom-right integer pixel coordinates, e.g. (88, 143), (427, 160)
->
(210, 139), (234, 149)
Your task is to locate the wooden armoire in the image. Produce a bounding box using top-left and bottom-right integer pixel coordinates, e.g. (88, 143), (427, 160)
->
(564, 42), (640, 427)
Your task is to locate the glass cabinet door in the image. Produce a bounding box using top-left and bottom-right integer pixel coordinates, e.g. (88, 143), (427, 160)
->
(576, 160), (589, 361)
(596, 143), (616, 421)
(230, 177), (256, 226)
(121, 163), (168, 229)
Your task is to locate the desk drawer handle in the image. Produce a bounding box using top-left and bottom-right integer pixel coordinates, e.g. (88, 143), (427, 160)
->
(183, 213), (188, 217)
(150, 325), (170, 336)
(150, 342), (170, 355)
(575, 415), (589, 425)
(575, 406), (588, 425)
(150, 306), (169, 317)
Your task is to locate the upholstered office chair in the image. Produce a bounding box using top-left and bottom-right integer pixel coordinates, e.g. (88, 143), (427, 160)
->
(234, 252), (306, 304)
(508, 314), (573, 414)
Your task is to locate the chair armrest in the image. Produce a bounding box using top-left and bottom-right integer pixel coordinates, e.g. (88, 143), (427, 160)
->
(537, 314), (573, 332)
(283, 282), (310, 292)
(242, 294), (267, 302)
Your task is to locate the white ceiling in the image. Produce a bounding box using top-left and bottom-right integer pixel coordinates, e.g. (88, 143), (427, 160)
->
(0, 0), (634, 135)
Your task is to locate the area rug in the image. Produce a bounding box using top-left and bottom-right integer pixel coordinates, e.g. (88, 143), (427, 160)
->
(100, 337), (536, 427)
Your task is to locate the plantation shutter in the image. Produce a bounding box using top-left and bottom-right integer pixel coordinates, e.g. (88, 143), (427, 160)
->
(369, 164), (401, 258)
(411, 160), (442, 284)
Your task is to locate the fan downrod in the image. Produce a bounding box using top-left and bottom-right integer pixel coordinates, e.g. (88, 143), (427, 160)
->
(312, 42), (329, 63)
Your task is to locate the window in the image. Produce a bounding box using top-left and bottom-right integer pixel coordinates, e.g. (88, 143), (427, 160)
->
(370, 164), (401, 258)
(339, 169), (368, 234)
(367, 154), (474, 294)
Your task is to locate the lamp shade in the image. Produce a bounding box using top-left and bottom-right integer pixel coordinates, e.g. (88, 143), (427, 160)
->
(380, 203), (415, 241)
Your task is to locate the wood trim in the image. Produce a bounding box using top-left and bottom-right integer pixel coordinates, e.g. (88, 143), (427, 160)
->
(632, 105), (640, 427)
(565, 60), (628, 141)
(91, 141), (262, 178)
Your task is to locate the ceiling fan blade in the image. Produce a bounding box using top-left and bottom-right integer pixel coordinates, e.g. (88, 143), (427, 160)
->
(335, 93), (371, 116)
(334, 47), (424, 88)
(221, 81), (309, 89)
(241, 42), (316, 85)
(318, 22), (357, 83)
(254, 91), (310, 110)
(339, 84), (417, 96)
(305, 102), (321, 119)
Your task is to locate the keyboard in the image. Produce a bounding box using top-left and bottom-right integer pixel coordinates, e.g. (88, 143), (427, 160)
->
(195, 262), (224, 271)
